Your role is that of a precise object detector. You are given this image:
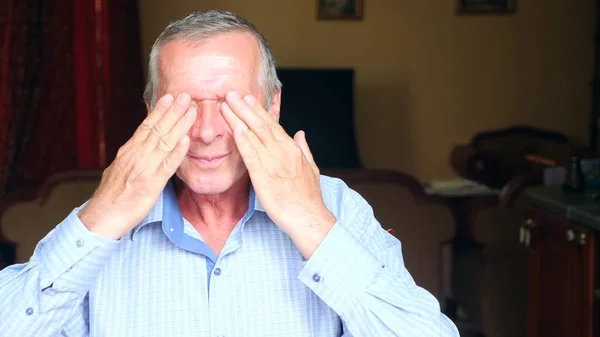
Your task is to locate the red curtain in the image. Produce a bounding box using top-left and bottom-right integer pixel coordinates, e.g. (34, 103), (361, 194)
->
(0, 1), (76, 195)
(0, 0), (145, 197)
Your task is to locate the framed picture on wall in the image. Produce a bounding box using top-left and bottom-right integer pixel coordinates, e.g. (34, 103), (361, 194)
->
(456, 0), (516, 14)
(317, 0), (364, 20)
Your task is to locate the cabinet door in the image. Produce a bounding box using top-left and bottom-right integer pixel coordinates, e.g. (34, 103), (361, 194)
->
(525, 207), (595, 337)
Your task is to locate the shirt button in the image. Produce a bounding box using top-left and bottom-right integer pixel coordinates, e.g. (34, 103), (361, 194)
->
(76, 239), (84, 248)
(25, 307), (34, 315)
(214, 267), (222, 276)
(312, 273), (321, 282)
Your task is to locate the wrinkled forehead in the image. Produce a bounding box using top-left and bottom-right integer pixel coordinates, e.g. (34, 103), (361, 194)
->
(156, 33), (262, 100)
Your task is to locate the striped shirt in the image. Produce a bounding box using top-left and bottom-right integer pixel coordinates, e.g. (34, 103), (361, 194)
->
(0, 175), (459, 336)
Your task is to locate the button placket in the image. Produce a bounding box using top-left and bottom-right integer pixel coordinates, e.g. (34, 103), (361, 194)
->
(209, 260), (228, 337)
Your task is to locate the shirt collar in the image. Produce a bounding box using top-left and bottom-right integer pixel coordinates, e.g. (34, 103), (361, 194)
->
(130, 179), (265, 240)
(249, 184), (265, 212)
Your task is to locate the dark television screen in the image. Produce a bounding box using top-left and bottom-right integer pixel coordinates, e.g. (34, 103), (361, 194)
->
(276, 68), (362, 169)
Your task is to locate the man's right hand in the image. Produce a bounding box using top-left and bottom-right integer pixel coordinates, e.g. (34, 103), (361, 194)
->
(78, 93), (197, 240)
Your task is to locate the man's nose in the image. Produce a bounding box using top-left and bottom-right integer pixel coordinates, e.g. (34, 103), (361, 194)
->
(189, 102), (223, 144)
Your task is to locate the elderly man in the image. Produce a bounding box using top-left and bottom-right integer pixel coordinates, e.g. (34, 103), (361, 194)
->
(0, 10), (458, 337)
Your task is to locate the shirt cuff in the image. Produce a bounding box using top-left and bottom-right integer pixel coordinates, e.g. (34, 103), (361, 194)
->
(298, 221), (383, 316)
(36, 207), (120, 294)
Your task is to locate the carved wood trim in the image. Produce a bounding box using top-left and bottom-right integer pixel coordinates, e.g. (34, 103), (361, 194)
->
(321, 168), (437, 204)
(0, 169), (103, 242)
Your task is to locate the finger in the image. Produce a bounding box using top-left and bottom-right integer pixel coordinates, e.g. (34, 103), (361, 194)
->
(132, 94), (174, 143)
(221, 101), (262, 169)
(156, 135), (190, 180)
(156, 103), (197, 153)
(243, 94), (290, 141)
(293, 130), (319, 174)
(147, 93), (192, 146)
(225, 91), (275, 144)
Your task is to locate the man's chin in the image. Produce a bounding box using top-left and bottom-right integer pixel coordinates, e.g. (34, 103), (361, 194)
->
(183, 178), (231, 195)
(175, 169), (246, 196)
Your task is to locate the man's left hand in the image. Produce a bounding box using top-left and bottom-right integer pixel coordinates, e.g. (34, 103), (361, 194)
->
(222, 91), (336, 259)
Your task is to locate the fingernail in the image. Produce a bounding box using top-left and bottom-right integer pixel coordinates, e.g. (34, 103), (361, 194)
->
(243, 95), (255, 106)
(177, 93), (191, 103)
(162, 94), (174, 104)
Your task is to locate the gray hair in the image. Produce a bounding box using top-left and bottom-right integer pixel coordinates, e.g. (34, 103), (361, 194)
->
(143, 10), (282, 108)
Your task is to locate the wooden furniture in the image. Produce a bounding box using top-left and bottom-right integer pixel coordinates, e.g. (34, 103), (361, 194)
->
(0, 170), (102, 264)
(425, 180), (499, 331)
(523, 186), (600, 337)
(467, 170), (543, 337)
(450, 125), (574, 189)
(446, 126), (578, 336)
(424, 170), (545, 336)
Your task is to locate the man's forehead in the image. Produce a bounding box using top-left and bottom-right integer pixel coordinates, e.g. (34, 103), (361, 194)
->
(156, 41), (262, 101)
(162, 53), (245, 78)
(159, 56), (249, 96)
(159, 33), (259, 72)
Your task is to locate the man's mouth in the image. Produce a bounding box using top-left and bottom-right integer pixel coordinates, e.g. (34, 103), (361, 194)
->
(188, 153), (229, 164)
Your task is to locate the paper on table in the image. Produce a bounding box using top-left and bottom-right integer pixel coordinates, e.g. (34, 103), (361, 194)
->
(424, 179), (500, 197)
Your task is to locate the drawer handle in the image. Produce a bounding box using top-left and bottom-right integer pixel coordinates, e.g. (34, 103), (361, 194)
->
(566, 229), (587, 246)
(520, 219), (537, 253)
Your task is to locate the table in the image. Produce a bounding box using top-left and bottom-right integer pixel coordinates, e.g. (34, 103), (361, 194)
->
(426, 179), (501, 334)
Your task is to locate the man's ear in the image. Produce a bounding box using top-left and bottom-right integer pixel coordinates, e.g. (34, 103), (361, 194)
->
(145, 102), (152, 116)
(268, 88), (282, 122)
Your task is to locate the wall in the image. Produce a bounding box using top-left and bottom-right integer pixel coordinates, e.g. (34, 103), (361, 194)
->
(138, 0), (595, 181)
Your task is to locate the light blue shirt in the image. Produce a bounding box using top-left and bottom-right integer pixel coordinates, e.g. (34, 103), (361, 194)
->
(0, 175), (459, 336)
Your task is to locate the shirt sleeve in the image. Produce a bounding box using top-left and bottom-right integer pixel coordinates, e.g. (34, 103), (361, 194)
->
(0, 206), (119, 337)
(298, 186), (460, 337)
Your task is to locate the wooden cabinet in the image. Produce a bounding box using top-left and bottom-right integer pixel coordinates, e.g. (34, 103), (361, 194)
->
(523, 207), (598, 337)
